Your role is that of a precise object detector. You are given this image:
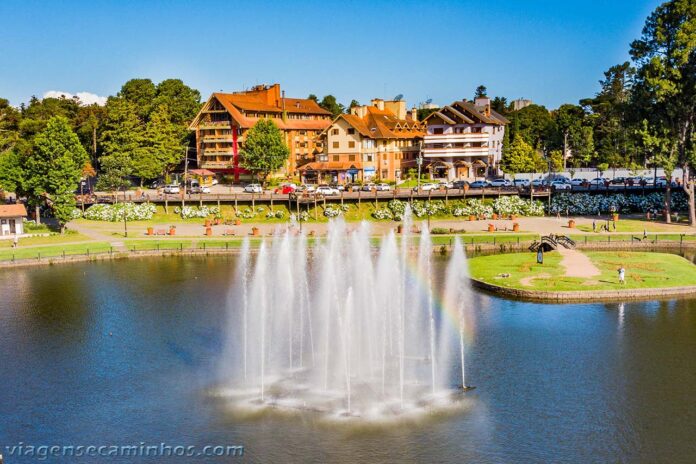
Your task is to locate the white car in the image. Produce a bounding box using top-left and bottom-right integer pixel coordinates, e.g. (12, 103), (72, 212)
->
(489, 178), (512, 188)
(570, 178), (585, 186)
(588, 177), (607, 186)
(513, 179), (530, 188)
(531, 179), (544, 187)
(413, 183), (437, 191)
(361, 183), (376, 191)
(244, 183), (263, 194)
(376, 183), (391, 191)
(438, 181), (453, 189)
(316, 185), (340, 196)
(163, 184), (180, 194)
(551, 181), (571, 190)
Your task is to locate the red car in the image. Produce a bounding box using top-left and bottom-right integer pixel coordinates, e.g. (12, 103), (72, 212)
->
(275, 184), (297, 194)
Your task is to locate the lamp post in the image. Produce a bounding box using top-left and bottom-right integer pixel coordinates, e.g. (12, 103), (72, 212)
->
(417, 140), (423, 191)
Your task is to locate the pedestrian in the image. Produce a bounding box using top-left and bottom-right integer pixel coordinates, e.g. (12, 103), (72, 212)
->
(537, 248), (544, 264)
(613, 220), (616, 231)
(643, 229), (648, 240)
(12, 234), (18, 248)
(618, 266), (625, 285)
(592, 220), (596, 232)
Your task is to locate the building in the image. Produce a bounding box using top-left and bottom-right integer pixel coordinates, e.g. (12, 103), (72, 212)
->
(0, 204), (27, 236)
(512, 98), (533, 111)
(301, 99), (424, 184)
(422, 97), (508, 180)
(189, 84), (332, 181)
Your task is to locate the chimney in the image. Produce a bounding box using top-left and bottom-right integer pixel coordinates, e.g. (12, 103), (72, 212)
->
(474, 97), (491, 117)
(410, 107), (418, 122)
(281, 90), (286, 121)
(371, 98), (385, 111)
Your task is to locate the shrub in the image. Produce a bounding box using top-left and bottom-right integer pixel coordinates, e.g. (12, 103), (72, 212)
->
(84, 203), (157, 221)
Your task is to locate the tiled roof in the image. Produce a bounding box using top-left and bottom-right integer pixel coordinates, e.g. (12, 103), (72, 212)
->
(298, 161), (364, 171)
(424, 100), (508, 126)
(330, 106), (425, 140)
(0, 204), (28, 218)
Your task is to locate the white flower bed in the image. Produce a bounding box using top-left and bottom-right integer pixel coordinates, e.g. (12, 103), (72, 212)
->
(492, 196), (545, 216)
(173, 205), (220, 219)
(83, 203), (156, 221)
(549, 192), (686, 214)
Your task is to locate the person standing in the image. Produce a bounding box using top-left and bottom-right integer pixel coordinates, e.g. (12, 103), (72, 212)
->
(618, 266), (625, 285)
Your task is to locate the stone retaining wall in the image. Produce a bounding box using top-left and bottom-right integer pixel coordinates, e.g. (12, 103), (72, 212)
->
(470, 278), (696, 302)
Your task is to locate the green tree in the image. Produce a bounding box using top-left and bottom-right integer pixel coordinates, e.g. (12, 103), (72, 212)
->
(307, 94), (319, 103)
(549, 149), (565, 172)
(100, 98), (145, 180)
(118, 79), (157, 119)
(24, 117), (87, 232)
(0, 150), (25, 194)
(319, 95), (345, 117)
(0, 98), (21, 152)
(474, 85), (488, 99)
(501, 135), (541, 174)
(630, 0), (696, 224)
(240, 119), (289, 185)
(140, 104), (184, 180)
(639, 120), (678, 221)
(348, 100), (360, 112)
(507, 104), (557, 149)
(553, 104), (586, 168)
(153, 79), (202, 126)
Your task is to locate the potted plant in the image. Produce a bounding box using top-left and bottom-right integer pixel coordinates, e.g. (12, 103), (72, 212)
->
(568, 219), (576, 228)
(612, 212), (619, 222)
(169, 225), (176, 236)
(488, 223), (495, 232)
(205, 219), (212, 228)
(492, 213), (499, 220)
(251, 227), (260, 236)
(512, 222), (520, 232)
(205, 227), (213, 236)
(469, 214), (476, 221)
(235, 218), (242, 226)
(147, 226), (154, 236)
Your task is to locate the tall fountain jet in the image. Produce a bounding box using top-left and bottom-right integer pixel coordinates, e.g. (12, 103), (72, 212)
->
(220, 209), (471, 420)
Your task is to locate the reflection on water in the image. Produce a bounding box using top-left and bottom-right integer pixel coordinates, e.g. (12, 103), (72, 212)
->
(2, 256), (696, 462)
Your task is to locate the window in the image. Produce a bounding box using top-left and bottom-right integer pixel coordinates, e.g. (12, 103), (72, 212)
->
(332, 141), (339, 149)
(348, 141), (356, 148)
(364, 154), (373, 162)
(347, 128), (355, 135)
(331, 128), (339, 135)
(333, 155), (339, 162)
(299, 130), (307, 135)
(434, 128), (444, 135)
(349, 154), (356, 161)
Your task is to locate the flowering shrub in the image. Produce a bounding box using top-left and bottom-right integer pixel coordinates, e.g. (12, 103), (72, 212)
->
(70, 208), (83, 220)
(549, 192), (686, 214)
(299, 211), (310, 222)
(266, 210), (285, 219)
(84, 203), (156, 221)
(492, 196), (545, 216)
(237, 207), (257, 219)
(174, 205), (220, 219)
(373, 208), (394, 220)
(451, 199), (494, 218)
(323, 205), (345, 218)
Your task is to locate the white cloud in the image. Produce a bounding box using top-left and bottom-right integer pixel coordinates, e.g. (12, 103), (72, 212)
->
(43, 90), (108, 106)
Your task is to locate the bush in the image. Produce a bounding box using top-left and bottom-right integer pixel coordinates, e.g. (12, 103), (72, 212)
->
(173, 205), (220, 219)
(431, 227), (450, 234)
(549, 192), (686, 215)
(84, 203), (156, 221)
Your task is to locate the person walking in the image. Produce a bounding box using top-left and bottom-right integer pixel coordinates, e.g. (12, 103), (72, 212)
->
(618, 266), (625, 285)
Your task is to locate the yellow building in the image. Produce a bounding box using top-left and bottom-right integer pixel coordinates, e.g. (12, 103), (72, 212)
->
(301, 99), (424, 183)
(189, 84), (332, 181)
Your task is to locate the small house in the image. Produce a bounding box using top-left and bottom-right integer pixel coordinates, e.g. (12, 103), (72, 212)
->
(0, 204), (28, 236)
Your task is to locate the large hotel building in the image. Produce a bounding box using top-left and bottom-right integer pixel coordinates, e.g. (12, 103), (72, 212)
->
(422, 97), (508, 179)
(189, 84), (332, 181)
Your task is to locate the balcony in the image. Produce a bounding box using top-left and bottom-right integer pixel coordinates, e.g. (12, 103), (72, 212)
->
(424, 132), (490, 143)
(422, 146), (490, 157)
(201, 136), (234, 143)
(199, 122), (231, 130)
(200, 161), (233, 169)
(202, 148), (234, 156)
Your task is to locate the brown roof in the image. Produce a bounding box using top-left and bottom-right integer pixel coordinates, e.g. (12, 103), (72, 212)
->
(424, 100), (508, 126)
(329, 106), (425, 140)
(298, 161), (363, 171)
(0, 204), (28, 218)
(188, 169), (216, 176)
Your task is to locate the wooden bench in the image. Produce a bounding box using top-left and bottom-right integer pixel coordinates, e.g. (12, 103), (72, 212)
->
(223, 229), (236, 236)
(156, 229), (166, 236)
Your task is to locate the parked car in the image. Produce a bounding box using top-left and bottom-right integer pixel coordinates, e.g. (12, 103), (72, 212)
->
(374, 183), (390, 191)
(452, 180), (469, 189)
(344, 183), (362, 192)
(551, 180), (572, 190)
(362, 183), (376, 191)
(275, 183), (297, 194)
(150, 179), (164, 189)
(211, 178), (219, 185)
(588, 177), (607, 186)
(489, 178), (512, 188)
(316, 185), (340, 196)
(189, 184), (211, 194)
(531, 178), (545, 187)
(329, 183), (345, 191)
(513, 179), (530, 188)
(469, 180), (489, 189)
(570, 178), (585, 187)
(626, 176), (642, 186)
(413, 183), (437, 191)
(163, 184), (180, 194)
(300, 184), (317, 193)
(438, 181), (453, 189)
(244, 183), (263, 194)
(610, 177), (626, 185)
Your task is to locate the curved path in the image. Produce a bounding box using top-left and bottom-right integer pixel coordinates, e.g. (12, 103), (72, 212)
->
(557, 248), (600, 278)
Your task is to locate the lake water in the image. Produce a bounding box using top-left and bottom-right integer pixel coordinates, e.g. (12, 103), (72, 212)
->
(2, 256), (696, 463)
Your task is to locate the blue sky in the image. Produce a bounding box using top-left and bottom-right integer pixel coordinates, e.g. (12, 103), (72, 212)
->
(0, 0), (661, 109)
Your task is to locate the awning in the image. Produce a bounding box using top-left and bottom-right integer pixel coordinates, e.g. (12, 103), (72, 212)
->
(298, 161), (364, 171)
(473, 159), (487, 167)
(429, 160), (454, 169)
(454, 160), (472, 167)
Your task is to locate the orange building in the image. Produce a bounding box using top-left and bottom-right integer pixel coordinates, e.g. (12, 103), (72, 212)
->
(301, 99), (424, 184)
(189, 84), (332, 181)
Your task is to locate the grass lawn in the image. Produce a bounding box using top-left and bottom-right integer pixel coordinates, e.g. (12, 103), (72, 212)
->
(0, 232), (94, 248)
(468, 251), (696, 292)
(575, 218), (692, 233)
(0, 242), (112, 260)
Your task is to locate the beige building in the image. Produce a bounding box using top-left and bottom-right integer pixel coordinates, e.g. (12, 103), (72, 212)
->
(301, 99), (424, 183)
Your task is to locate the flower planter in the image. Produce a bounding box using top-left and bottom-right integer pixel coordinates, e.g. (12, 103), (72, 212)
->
(397, 224), (403, 234)
(235, 219), (242, 226)
(251, 227), (260, 236)
(205, 219), (211, 227)
(215, 218), (221, 225)
(492, 213), (499, 220)
(568, 219), (575, 229)
(147, 227), (154, 236)
(513, 222), (520, 232)
(169, 227), (176, 236)
(612, 213), (619, 222)
(205, 227), (212, 236)
(488, 224), (495, 233)
(469, 215), (476, 221)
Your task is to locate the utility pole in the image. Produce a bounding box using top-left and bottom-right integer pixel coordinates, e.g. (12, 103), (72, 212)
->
(182, 146), (189, 209)
(123, 185), (128, 238)
(417, 140), (423, 191)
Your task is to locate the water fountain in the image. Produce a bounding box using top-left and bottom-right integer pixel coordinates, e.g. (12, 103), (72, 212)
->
(218, 209), (472, 421)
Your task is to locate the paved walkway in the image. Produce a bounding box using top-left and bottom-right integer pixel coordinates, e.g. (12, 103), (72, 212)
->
(557, 248), (601, 278)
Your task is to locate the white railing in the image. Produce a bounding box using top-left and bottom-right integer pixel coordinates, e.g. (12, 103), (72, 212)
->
(424, 133), (490, 143)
